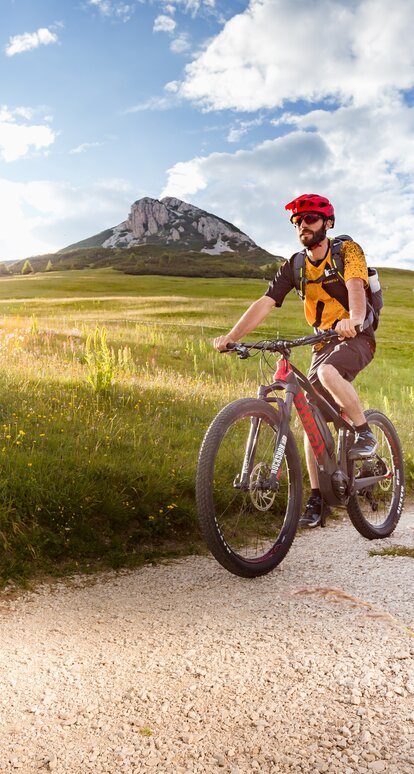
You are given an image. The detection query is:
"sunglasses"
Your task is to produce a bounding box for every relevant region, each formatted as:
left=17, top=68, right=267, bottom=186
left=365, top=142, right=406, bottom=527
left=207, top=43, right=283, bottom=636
left=291, top=213, right=322, bottom=227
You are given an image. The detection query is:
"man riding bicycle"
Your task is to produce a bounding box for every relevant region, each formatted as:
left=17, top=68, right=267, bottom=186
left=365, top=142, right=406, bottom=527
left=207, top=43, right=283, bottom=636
left=213, top=193, right=377, bottom=529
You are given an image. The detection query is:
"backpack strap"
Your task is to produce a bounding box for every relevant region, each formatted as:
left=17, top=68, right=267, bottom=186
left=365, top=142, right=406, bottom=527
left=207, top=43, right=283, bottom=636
left=292, top=235, right=350, bottom=299
left=329, top=236, right=347, bottom=279
left=297, top=250, right=306, bottom=300
left=359, top=309, right=374, bottom=331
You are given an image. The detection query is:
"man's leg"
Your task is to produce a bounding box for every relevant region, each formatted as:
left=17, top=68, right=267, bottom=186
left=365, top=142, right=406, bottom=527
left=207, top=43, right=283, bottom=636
left=299, top=335, right=376, bottom=528
left=317, top=363, right=365, bottom=425
left=304, top=434, right=319, bottom=488
left=317, top=362, right=377, bottom=458
left=299, top=350, right=338, bottom=528
left=300, top=434, right=333, bottom=528
left=299, top=433, right=327, bottom=528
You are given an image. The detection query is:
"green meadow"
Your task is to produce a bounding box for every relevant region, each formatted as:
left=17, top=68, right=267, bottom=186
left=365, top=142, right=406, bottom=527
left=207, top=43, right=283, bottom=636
left=0, top=267, right=412, bottom=583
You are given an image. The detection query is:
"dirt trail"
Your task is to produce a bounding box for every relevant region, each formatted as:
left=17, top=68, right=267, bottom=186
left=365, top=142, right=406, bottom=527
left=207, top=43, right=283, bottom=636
left=0, top=509, right=413, bottom=773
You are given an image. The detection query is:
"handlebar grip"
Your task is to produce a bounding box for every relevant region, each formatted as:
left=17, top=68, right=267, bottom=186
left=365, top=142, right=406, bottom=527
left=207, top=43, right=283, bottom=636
left=354, top=323, right=365, bottom=334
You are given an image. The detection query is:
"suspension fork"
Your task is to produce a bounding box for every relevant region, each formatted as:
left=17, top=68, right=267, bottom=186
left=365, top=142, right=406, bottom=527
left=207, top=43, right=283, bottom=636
left=236, top=415, right=263, bottom=489
left=234, top=387, right=294, bottom=492
left=258, top=383, right=295, bottom=491
left=266, top=390, right=294, bottom=489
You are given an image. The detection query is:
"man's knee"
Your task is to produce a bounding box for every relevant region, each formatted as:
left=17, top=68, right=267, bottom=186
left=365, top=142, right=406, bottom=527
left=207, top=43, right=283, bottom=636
left=316, top=363, right=340, bottom=389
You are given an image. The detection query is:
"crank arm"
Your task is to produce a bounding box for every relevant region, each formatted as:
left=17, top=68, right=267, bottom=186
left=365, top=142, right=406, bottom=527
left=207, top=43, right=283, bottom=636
left=353, top=473, right=392, bottom=491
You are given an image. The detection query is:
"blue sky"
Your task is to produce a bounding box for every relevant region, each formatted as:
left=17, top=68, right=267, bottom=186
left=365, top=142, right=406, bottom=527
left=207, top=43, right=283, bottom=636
left=1, top=0, right=414, bottom=270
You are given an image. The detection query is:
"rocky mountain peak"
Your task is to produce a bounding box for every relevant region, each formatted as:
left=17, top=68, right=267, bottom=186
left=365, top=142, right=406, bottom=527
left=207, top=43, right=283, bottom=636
left=100, top=196, right=259, bottom=254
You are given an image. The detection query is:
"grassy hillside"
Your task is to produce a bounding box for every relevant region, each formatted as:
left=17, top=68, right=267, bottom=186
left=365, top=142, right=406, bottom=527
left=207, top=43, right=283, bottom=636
left=8, top=244, right=281, bottom=280
left=0, top=266, right=411, bottom=583
left=58, top=228, right=116, bottom=252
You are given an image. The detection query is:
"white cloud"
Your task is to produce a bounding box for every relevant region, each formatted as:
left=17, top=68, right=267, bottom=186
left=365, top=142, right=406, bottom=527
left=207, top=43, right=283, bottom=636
left=178, top=0, right=414, bottom=111
left=157, top=0, right=414, bottom=270
left=87, top=0, right=133, bottom=21
left=88, top=0, right=111, bottom=13
left=160, top=0, right=215, bottom=15
left=153, top=14, right=177, bottom=32
left=164, top=80, right=180, bottom=93
left=170, top=32, right=191, bottom=53
left=125, top=95, right=175, bottom=112
left=161, top=95, right=414, bottom=269
left=227, top=117, right=264, bottom=143
left=69, top=141, right=105, bottom=154
left=13, top=107, right=35, bottom=120
left=5, top=27, right=59, bottom=57
left=0, top=178, right=135, bottom=261
left=0, top=108, right=56, bottom=162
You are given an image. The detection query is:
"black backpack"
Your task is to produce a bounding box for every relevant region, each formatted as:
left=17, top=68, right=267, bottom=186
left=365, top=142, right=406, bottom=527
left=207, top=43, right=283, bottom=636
left=291, top=235, right=383, bottom=330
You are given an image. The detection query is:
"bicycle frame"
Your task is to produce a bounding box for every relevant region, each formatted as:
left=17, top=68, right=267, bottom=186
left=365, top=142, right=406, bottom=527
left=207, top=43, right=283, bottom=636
left=259, top=359, right=355, bottom=506
left=231, top=336, right=393, bottom=508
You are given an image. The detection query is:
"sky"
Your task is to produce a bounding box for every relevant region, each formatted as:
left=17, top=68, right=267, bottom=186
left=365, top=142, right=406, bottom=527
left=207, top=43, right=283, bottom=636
left=1, top=0, right=414, bottom=270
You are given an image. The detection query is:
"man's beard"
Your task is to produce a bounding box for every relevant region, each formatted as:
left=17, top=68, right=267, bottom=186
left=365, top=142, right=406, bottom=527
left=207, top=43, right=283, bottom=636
left=299, top=223, right=327, bottom=248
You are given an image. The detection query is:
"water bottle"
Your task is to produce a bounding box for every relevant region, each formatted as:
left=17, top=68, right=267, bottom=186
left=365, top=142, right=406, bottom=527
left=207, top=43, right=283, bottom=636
left=368, top=268, right=380, bottom=294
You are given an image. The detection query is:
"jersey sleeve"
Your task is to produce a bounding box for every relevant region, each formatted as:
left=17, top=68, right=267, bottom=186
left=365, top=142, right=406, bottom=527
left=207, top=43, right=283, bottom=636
left=264, top=258, right=295, bottom=306
left=342, top=241, right=369, bottom=287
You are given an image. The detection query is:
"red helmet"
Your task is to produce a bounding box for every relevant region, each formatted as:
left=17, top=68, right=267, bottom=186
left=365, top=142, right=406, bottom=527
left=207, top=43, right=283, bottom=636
left=285, top=194, right=335, bottom=223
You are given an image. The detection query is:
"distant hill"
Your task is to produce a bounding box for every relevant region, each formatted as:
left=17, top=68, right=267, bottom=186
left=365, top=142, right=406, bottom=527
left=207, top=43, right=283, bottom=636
left=6, top=197, right=283, bottom=280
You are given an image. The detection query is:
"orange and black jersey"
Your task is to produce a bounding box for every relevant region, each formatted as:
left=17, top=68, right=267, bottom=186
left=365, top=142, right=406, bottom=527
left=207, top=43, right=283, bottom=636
left=265, top=240, right=374, bottom=335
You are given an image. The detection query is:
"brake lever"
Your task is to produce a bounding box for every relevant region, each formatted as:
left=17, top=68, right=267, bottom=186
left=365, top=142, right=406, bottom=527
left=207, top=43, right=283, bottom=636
left=225, top=343, right=250, bottom=359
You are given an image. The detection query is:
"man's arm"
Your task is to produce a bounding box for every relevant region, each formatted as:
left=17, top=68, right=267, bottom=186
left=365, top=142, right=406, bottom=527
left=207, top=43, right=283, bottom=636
left=335, top=278, right=366, bottom=338
left=213, top=296, right=276, bottom=351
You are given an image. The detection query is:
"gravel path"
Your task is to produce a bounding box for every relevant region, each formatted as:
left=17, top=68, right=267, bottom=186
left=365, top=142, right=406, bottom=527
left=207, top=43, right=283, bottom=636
left=0, top=508, right=413, bottom=774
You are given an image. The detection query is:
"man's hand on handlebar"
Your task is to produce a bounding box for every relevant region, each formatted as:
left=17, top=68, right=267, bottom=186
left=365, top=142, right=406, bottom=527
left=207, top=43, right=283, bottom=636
left=334, top=318, right=364, bottom=340
left=213, top=334, right=236, bottom=352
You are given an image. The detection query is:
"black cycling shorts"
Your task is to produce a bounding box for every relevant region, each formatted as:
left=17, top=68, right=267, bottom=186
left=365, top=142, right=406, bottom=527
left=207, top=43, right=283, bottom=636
left=307, top=334, right=375, bottom=418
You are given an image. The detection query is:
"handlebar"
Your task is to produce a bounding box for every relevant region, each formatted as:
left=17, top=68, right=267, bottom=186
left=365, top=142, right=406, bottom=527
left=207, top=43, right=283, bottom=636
left=225, top=328, right=342, bottom=358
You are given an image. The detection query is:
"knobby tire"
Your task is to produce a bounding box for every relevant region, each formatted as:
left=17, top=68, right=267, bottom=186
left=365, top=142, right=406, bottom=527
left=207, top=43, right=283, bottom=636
left=347, top=409, right=405, bottom=539
left=196, top=398, right=302, bottom=577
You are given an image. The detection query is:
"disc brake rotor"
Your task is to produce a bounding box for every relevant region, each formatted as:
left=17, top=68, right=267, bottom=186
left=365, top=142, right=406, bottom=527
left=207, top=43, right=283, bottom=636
left=376, top=456, right=392, bottom=491
left=249, top=463, right=276, bottom=511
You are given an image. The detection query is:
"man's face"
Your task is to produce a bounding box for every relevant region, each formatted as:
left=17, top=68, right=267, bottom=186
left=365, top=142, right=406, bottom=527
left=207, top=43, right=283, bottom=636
left=296, top=214, right=325, bottom=247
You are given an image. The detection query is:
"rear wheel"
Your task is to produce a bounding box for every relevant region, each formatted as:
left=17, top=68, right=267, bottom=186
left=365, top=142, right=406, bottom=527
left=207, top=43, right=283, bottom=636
left=346, top=410, right=405, bottom=539
left=196, top=398, right=302, bottom=577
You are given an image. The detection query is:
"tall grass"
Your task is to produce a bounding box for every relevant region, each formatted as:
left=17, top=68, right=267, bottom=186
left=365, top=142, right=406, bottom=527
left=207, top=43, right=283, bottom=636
left=84, top=326, right=115, bottom=392
left=0, top=268, right=412, bottom=583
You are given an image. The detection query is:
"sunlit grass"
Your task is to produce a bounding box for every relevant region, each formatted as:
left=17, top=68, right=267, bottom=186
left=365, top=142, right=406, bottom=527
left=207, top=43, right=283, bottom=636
left=369, top=546, right=414, bottom=559
left=0, top=267, right=412, bottom=582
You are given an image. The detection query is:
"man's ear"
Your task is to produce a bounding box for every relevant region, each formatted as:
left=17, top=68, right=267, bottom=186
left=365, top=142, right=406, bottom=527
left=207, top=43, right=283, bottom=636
left=326, top=218, right=334, bottom=230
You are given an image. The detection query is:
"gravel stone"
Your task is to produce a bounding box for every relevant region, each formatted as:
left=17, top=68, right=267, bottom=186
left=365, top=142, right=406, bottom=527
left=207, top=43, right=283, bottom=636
left=0, top=508, right=413, bottom=773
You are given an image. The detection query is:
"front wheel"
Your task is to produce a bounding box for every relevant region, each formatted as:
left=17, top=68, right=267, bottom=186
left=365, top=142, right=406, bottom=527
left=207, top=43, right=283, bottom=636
left=196, top=398, right=302, bottom=577
left=346, top=409, right=405, bottom=539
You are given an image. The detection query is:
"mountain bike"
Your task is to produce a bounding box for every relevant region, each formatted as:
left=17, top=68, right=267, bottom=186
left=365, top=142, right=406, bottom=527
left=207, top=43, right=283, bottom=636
left=196, top=330, right=405, bottom=577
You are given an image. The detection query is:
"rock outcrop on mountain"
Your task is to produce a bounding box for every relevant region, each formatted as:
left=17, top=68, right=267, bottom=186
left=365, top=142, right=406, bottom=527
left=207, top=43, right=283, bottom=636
left=62, top=197, right=261, bottom=254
